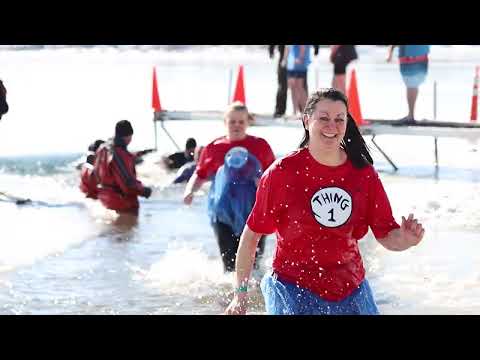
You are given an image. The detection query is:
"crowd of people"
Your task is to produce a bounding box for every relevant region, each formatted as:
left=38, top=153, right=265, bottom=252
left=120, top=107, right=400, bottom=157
left=269, top=44, right=430, bottom=123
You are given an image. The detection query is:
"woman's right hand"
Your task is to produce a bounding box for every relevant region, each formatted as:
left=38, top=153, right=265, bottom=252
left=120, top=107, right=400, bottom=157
left=224, top=293, right=248, bottom=315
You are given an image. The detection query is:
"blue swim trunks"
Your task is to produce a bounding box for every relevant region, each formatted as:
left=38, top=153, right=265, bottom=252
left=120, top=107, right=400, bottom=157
left=400, top=61, right=428, bottom=88
left=260, top=272, right=379, bottom=315
left=287, top=70, right=307, bottom=79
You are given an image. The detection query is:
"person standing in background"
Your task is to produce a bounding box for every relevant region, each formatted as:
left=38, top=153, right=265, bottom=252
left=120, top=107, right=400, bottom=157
left=387, top=45, right=431, bottom=123
left=269, top=45, right=319, bottom=119
left=282, top=45, right=312, bottom=117
left=330, top=45, right=358, bottom=94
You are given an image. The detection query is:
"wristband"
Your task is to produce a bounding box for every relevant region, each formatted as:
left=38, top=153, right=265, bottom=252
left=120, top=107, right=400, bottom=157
left=234, top=285, right=248, bottom=293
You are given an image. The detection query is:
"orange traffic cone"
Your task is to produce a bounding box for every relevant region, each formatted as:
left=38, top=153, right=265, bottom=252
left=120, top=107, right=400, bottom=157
left=470, top=66, right=479, bottom=122
left=152, top=66, right=162, bottom=112
left=347, top=68, right=368, bottom=126
left=232, top=65, right=246, bottom=105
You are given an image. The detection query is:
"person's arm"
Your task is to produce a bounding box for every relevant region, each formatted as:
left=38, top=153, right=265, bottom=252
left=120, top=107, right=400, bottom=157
left=183, top=172, right=207, bottom=205
left=173, top=163, right=195, bottom=184
left=268, top=45, right=275, bottom=59
left=377, top=213, right=424, bottom=251
left=281, top=46, right=289, bottom=67
left=330, top=45, right=340, bottom=63
left=224, top=226, right=263, bottom=315
left=386, top=45, right=396, bottom=63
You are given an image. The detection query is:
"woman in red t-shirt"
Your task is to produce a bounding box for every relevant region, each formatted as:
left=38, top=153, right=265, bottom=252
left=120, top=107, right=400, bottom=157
left=183, top=102, right=275, bottom=273
left=225, top=89, right=425, bottom=315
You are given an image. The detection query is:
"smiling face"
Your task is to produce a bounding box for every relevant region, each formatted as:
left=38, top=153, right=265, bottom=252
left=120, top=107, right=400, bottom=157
left=225, top=109, right=249, bottom=141
left=303, top=99, right=347, bottom=151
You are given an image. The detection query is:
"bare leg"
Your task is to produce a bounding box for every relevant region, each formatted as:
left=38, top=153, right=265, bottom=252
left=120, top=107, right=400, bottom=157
left=288, top=77, right=297, bottom=115
left=406, top=87, right=419, bottom=120
left=298, top=78, right=308, bottom=113
left=294, top=79, right=305, bottom=115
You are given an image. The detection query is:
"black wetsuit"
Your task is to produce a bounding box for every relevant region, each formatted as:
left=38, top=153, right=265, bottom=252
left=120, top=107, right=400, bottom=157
left=212, top=222, right=266, bottom=272
left=269, top=45, right=319, bottom=117
left=166, top=151, right=194, bottom=169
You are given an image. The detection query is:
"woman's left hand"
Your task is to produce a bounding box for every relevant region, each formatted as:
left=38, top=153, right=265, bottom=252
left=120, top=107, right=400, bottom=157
left=399, top=213, right=425, bottom=248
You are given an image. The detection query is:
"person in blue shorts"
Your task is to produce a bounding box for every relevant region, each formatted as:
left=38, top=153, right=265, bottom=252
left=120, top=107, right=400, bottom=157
left=282, top=45, right=312, bottom=117
left=269, top=45, right=319, bottom=118
left=387, top=45, right=431, bottom=123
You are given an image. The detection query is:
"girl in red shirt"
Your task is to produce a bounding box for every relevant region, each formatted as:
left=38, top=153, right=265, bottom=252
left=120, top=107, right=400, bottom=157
left=183, top=102, right=275, bottom=272
left=225, top=89, right=425, bottom=315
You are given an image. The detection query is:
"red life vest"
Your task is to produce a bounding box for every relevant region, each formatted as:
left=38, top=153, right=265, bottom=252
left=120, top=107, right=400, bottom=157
left=94, top=141, right=146, bottom=214
left=79, top=163, right=99, bottom=199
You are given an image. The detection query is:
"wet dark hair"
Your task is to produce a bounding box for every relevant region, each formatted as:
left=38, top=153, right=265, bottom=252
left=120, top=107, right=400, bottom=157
left=300, top=88, right=373, bottom=168
left=185, top=137, right=197, bottom=150
left=88, top=139, right=105, bottom=153
left=115, top=120, right=134, bottom=138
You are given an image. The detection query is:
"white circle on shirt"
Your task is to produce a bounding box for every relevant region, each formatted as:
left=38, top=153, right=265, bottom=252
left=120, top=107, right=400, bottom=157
left=310, top=187, right=352, bottom=227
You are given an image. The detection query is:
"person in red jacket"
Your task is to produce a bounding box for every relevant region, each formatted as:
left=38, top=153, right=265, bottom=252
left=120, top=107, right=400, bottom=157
left=79, top=139, right=105, bottom=199
left=94, top=120, right=152, bottom=216
left=183, top=102, right=276, bottom=272
left=225, top=89, right=425, bottom=315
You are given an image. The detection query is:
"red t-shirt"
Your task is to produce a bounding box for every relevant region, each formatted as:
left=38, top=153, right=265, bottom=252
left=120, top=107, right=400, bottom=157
left=196, top=135, right=275, bottom=180
left=247, top=147, right=400, bottom=301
